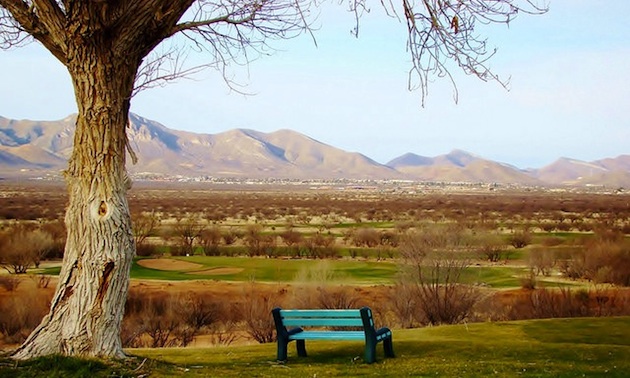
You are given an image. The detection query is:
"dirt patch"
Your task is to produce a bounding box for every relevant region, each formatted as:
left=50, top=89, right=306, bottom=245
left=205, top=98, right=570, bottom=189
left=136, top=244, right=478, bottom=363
left=137, top=258, right=203, bottom=271
left=188, top=267, right=244, bottom=276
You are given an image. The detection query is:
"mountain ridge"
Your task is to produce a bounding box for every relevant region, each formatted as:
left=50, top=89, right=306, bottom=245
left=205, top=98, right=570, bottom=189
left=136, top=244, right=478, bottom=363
left=0, top=113, right=628, bottom=187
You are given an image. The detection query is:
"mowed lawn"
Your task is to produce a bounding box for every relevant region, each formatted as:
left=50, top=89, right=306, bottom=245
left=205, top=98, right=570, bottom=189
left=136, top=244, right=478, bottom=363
left=129, top=316, right=630, bottom=377
left=3, top=317, right=628, bottom=377
left=128, top=255, right=573, bottom=289
left=131, top=256, right=400, bottom=284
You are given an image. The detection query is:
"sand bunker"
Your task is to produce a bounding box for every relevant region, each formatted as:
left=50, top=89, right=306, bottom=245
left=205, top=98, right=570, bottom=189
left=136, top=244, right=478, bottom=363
left=189, top=267, right=244, bottom=276
left=137, top=258, right=203, bottom=271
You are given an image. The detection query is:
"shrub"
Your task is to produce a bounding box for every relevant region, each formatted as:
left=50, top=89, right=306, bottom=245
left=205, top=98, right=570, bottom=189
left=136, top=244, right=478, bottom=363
left=509, top=229, right=532, bottom=249
left=0, top=290, right=51, bottom=344
left=199, top=226, right=223, bottom=256
left=0, top=225, right=54, bottom=274
left=240, top=289, right=277, bottom=344
left=0, top=275, right=21, bottom=291
left=122, top=290, right=222, bottom=348
left=172, top=215, right=204, bottom=256
left=528, top=247, right=556, bottom=276
left=397, top=225, right=481, bottom=326
left=475, top=232, right=507, bottom=262
left=315, top=286, right=362, bottom=310
left=559, top=237, right=630, bottom=286
left=389, top=282, right=419, bottom=328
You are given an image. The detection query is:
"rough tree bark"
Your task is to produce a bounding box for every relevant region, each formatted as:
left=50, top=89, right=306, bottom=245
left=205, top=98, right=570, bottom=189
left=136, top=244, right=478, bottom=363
left=12, top=50, right=138, bottom=360
left=8, top=1, right=192, bottom=359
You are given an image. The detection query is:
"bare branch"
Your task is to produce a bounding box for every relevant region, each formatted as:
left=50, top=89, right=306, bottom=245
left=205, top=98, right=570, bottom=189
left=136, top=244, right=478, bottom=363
left=0, top=1, right=36, bottom=49
left=399, top=0, right=548, bottom=105
left=0, top=0, right=67, bottom=61
left=132, top=0, right=318, bottom=95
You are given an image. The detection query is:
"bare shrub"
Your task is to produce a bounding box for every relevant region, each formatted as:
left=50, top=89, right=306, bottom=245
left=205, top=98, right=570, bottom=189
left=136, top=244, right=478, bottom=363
left=0, top=225, right=54, bottom=274
left=199, top=226, right=223, bottom=256
left=28, top=229, right=55, bottom=268
left=315, top=286, right=362, bottom=310
left=380, top=230, right=399, bottom=248
left=243, top=224, right=266, bottom=257
left=172, top=215, right=205, bottom=256
left=509, top=229, right=532, bottom=249
left=520, top=269, right=537, bottom=290
left=123, top=289, right=225, bottom=348
left=0, top=290, right=51, bottom=344
left=559, top=236, right=630, bottom=286
left=40, top=219, right=66, bottom=259
left=207, top=321, right=239, bottom=346
left=528, top=247, right=556, bottom=276
left=475, top=231, right=507, bottom=262
left=221, top=227, right=241, bottom=246
left=302, top=232, right=337, bottom=259
left=279, top=228, right=302, bottom=256
left=524, top=287, right=589, bottom=319
left=353, top=228, right=381, bottom=248
left=133, top=211, right=161, bottom=247
left=389, top=281, right=418, bottom=328
left=32, top=274, right=52, bottom=289
left=542, top=236, right=564, bottom=247
left=135, top=243, right=161, bottom=257
left=398, top=224, right=481, bottom=325
left=0, top=275, right=21, bottom=291
left=591, top=287, right=630, bottom=317
left=141, top=294, right=180, bottom=347
left=240, top=286, right=277, bottom=344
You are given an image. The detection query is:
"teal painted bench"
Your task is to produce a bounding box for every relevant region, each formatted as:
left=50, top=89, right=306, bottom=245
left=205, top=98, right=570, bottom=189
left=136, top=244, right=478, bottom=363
left=271, top=307, right=394, bottom=364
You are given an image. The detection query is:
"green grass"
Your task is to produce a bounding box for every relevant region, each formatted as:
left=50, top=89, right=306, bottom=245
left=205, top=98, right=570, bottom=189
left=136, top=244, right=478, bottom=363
left=132, top=316, right=630, bottom=377
left=132, top=256, right=399, bottom=284
left=0, top=355, right=136, bottom=378
left=45, top=256, right=575, bottom=289
left=3, top=317, right=627, bottom=377
left=131, top=256, right=528, bottom=287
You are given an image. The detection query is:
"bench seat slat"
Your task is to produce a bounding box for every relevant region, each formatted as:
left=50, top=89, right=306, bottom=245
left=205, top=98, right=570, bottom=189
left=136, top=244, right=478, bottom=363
left=281, top=318, right=364, bottom=327
left=288, top=331, right=366, bottom=341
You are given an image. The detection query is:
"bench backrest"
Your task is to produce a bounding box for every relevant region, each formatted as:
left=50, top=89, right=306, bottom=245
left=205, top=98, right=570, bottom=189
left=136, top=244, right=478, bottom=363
left=278, top=309, right=364, bottom=327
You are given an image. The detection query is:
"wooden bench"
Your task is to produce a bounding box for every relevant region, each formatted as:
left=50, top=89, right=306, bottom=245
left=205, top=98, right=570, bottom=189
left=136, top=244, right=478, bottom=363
left=271, top=307, right=394, bottom=364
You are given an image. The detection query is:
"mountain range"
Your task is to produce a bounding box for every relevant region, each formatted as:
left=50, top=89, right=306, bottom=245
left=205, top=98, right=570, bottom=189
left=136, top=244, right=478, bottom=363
left=1, top=113, right=629, bottom=187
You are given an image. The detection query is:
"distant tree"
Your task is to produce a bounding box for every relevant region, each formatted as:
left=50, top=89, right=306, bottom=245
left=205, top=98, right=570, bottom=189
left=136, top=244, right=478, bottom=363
left=476, top=231, right=507, bottom=262
left=1, top=0, right=546, bottom=360
left=509, top=229, right=533, bottom=249
left=0, top=226, right=54, bottom=274
left=199, top=226, right=223, bottom=256
left=173, top=215, right=205, bottom=256
left=353, top=228, right=381, bottom=248
left=132, top=211, right=161, bottom=247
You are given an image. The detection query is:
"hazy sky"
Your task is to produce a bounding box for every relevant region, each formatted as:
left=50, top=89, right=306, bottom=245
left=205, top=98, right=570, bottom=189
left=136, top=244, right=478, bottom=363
left=1, top=1, right=628, bottom=169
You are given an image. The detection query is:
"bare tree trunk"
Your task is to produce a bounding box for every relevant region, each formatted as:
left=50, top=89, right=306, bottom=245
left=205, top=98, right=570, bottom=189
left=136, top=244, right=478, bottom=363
left=12, top=52, right=137, bottom=359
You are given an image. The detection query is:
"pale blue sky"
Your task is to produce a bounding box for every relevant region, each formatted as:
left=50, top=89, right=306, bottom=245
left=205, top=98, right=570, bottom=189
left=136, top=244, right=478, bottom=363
left=1, top=1, right=628, bottom=169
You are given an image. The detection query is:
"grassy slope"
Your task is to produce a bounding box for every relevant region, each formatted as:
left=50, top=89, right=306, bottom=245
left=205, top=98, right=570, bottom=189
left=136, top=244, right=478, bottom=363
left=128, top=317, right=630, bottom=377
left=3, top=317, right=628, bottom=377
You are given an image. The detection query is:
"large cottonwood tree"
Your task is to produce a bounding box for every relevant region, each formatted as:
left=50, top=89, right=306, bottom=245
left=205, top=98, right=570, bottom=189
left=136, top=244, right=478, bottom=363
left=0, top=0, right=545, bottom=359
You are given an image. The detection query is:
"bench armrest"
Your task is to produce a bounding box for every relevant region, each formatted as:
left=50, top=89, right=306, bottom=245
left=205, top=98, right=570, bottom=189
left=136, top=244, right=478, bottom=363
left=287, top=327, right=304, bottom=337
left=375, top=327, right=391, bottom=337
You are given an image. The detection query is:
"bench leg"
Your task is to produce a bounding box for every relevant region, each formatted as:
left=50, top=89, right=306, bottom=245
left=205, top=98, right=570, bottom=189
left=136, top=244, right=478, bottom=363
left=296, top=339, right=307, bottom=357
left=364, top=341, right=376, bottom=364
left=383, top=336, right=394, bottom=358
left=277, top=339, right=289, bottom=362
